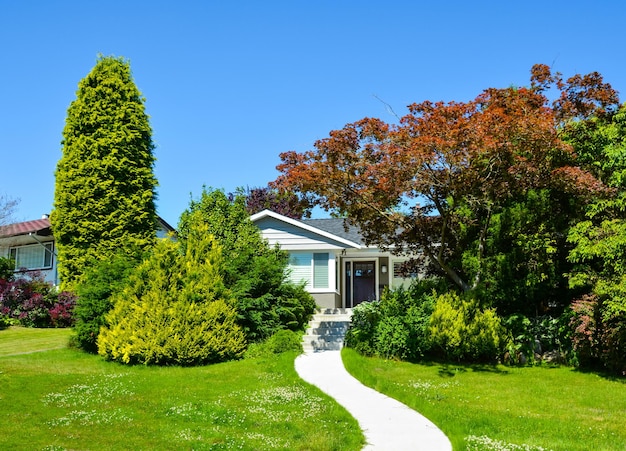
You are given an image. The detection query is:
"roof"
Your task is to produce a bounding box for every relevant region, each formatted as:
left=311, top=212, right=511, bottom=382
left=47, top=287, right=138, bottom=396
left=303, top=218, right=365, bottom=246
left=0, top=216, right=175, bottom=239
left=0, top=218, right=52, bottom=238
left=157, top=217, right=176, bottom=234
left=250, top=210, right=362, bottom=249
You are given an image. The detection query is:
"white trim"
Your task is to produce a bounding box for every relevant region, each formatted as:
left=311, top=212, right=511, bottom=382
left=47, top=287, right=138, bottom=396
left=9, top=242, right=54, bottom=271
left=251, top=210, right=361, bottom=249
left=287, top=251, right=337, bottom=293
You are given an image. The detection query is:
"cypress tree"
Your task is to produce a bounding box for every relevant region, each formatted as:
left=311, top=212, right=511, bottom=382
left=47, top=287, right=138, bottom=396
left=98, top=227, right=246, bottom=366
left=52, top=55, right=157, bottom=289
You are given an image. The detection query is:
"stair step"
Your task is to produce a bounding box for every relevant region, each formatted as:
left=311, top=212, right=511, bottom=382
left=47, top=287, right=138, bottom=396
left=307, top=321, right=350, bottom=328
left=311, top=316, right=351, bottom=323
left=303, top=334, right=345, bottom=342
left=316, top=308, right=353, bottom=315
left=302, top=337, right=345, bottom=351
left=306, top=325, right=348, bottom=335
left=302, top=310, right=353, bottom=352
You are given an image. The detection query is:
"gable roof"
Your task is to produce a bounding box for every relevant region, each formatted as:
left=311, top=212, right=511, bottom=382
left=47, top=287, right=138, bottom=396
left=302, top=218, right=365, bottom=246
left=0, top=216, right=175, bottom=239
left=0, top=218, right=52, bottom=238
left=250, top=210, right=362, bottom=249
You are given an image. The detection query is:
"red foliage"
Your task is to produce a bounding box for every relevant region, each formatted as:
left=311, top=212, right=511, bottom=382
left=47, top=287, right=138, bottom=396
left=274, top=65, right=619, bottom=292
left=0, top=272, right=76, bottom=328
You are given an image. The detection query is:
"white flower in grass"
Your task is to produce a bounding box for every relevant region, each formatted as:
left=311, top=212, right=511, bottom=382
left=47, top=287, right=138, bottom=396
left=466, top=435, right=552, bottom=451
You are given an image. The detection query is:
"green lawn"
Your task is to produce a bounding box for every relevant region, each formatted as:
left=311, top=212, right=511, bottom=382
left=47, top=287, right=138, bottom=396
left=0, top=326, right=73, bottom=356
left=342, top=348, right=626, bottom=451
left=0, top=327, right=363, bottom=450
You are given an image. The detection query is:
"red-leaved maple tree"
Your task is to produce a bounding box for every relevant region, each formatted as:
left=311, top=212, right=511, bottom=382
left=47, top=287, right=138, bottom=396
left=273, top=65, right=618, bottom=293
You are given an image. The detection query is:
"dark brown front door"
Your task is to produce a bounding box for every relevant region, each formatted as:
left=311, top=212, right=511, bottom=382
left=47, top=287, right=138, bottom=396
left=345, top=261, right=376, bottom=307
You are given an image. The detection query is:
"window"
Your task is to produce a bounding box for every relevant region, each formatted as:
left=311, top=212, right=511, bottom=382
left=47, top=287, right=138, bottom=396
left=288, top=252, right=330, bottom=289
left=393, top=261, right=406, bottom=278
left=9, top=243, right=54, bottom=270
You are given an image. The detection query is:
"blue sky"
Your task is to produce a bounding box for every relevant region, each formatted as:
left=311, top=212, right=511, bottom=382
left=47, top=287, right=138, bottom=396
left=2, top=1, right=625, bottom=227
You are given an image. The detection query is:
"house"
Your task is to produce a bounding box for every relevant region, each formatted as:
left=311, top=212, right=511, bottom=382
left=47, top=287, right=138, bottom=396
left=250, top=210, right=417, bottom=309
left=0, top=215, right=175, bottom=286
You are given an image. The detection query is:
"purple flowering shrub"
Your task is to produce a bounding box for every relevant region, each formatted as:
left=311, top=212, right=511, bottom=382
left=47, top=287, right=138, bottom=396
left=49, top=291, right=77, bottom=327
left=0, top=271, right=76, bottom=328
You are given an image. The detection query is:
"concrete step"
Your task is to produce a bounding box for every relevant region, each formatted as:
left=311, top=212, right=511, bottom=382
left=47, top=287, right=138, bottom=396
left=316, top=308, right=353, bottom=315
left=302, top=337, right=345, bottom=351
left=311, top=314, right=352, bottom=323
left=302, top=309, right=353, bottom=352
left=306, top=328, right=349, bottom=337
left=302, top=334, right=345, bottom=342
left=307, top=320, right=351, bottom=328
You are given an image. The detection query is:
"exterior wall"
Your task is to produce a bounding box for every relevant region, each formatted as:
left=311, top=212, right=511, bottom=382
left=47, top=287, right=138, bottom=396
left=379, top=256, right=390, bottom=291
left=255, top=217, right=350, bottom=251
left=311, top=292, right=341, bottom=309
left=253, top=212, right=420, bottom=308
left=389, top=256, right=422, bottom=290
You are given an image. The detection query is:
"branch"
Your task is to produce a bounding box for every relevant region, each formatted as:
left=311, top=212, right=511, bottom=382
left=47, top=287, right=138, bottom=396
left=373, top=95, right=401, bottom=121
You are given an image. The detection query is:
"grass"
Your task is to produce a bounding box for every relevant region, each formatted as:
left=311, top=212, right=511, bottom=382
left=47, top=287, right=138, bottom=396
left=0, top=327, right=364, bottom=451
left=342, top=348, right=626, bottom=451
left=0, top=326, right=72, bottom=356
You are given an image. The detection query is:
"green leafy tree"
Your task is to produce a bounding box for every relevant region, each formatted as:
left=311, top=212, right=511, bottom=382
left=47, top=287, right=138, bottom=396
left=51, top=55, right=158, bottom=289
left=565, top=105, right=626, bottom=373
left=274, top=65, right=617, bottom=298
left=98, top=226, right=246, bottom=365
left=178, top=188, right=315, bottom=341
left=469, top=189, right=576, bottom=317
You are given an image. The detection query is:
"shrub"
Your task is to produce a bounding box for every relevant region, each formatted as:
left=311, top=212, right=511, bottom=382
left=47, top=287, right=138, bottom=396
left=569, top=294, right=626, bottom=374
left=98, top=229, right=246, bottom=366
left=18, top=293, right=51, bottom=327
left=0, top=271, right=76, bottom=328
left=234, top=278, right=316, bottom=342
left=345, top=281, right=438, bottom=360
left=374, top=315, right=411, bottom=360
left=49, top=291, right=77, bottom=327
left=504, top=313, right=571, bottom=364
left=72, top=253, right=138, bottom=353
left=245, top=329, right=303, bottom=358
left=344, top=300, right=380, bottom=356
left=0, top=256, right=14, bottom=281
left=0, top=313, right=12, bottom=329
left=429, top=292, right=509, bottom=363
left=178, top=189, right=315, bottom=342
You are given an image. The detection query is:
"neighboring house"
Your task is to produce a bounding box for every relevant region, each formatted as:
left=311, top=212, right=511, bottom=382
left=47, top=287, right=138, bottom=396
left=251, top=210, right=418, bottom=309
left=0, top=215, right=175, bottom=286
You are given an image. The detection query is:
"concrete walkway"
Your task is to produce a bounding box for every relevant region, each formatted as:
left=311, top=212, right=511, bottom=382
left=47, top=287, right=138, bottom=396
left=295, top=350, right=452, bottom=451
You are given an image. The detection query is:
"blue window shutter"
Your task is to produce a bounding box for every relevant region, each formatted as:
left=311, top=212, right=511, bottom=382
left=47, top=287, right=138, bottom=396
left=313, top=253, right=329, bottom=288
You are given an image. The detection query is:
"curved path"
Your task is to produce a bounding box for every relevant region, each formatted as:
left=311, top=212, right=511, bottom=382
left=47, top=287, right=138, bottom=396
left=295, top=350, right=452, bottom=451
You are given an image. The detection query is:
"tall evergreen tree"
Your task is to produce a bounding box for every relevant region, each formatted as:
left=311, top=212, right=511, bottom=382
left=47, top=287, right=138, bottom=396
left=52, top=55, right=157, bottom=289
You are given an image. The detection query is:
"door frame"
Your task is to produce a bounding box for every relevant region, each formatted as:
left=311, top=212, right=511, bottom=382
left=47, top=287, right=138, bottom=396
left=342, top=257, right=379, bottom=308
